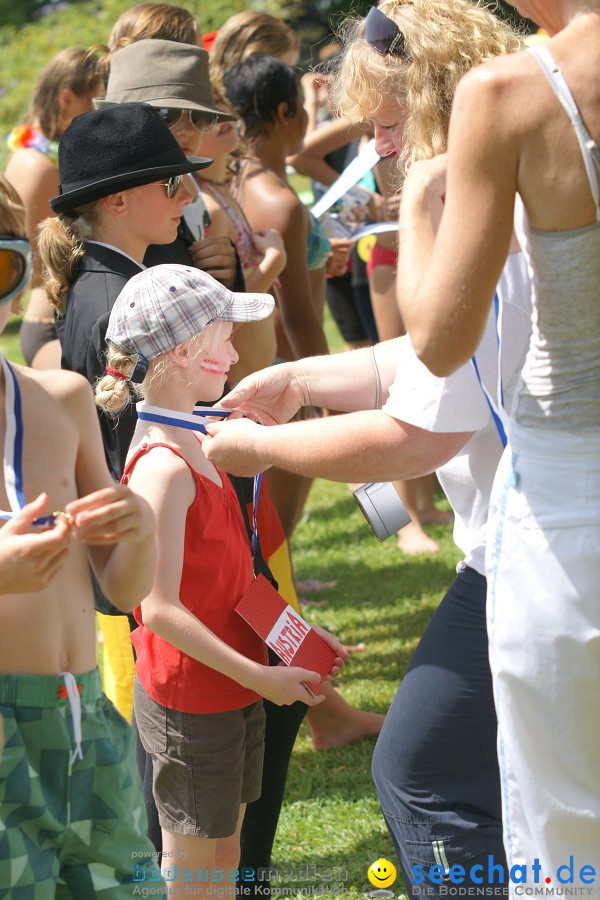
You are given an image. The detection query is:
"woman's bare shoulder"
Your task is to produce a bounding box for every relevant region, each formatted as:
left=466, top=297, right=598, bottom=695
left=238, top=168, right=303, bottom=231
left=453, top=49, right=549, bottom=139
left=5, top=148, right=58, bottom=193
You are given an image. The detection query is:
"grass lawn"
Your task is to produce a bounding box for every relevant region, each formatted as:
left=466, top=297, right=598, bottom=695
left=256, top=310, right=459, bottom=896
left=270, top=476, right=457, bottom=896
left=0, top=310, right=459, bottom=897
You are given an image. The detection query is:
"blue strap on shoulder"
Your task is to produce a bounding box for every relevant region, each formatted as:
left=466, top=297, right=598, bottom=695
left=470, top=293, right=507, bottom=448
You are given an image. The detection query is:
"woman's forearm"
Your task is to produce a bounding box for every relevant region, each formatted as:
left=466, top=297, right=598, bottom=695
left=290, top=337, right=402, bottom=411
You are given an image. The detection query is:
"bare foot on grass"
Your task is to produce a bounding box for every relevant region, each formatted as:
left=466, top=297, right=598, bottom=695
left=397, top=520, right=439, bottom=555
left=307, top=683, right=385, bottom=750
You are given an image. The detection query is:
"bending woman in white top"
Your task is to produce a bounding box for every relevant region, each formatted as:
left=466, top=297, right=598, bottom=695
left=202, top=2, right=531, bottom=893
left=397, top=0, right=600, bottom=889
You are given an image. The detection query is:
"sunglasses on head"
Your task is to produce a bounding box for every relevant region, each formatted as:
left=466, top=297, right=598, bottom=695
left=157, top=175, right=185, bottom=199
left=0, top=237, right=32, bottom=307
left=155, top=107, right=221, bottom=133
left=365, top=5, right=407, bottom=57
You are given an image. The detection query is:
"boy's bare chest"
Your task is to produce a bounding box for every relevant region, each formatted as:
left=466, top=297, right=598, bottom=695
left=0, top=388, right=79, bottom=513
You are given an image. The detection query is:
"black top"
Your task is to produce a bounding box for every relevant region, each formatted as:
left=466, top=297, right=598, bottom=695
left=55, top=241, right=143, bottom=482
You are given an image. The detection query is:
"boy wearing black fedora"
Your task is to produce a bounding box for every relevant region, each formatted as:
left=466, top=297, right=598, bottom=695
left=43, top=101, right=211, bottom=482
left=94, top=38, right=242, bottom=289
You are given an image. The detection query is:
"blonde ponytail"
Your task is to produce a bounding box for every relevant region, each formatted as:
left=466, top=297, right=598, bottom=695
left=38, top=204, right=97, bottom=314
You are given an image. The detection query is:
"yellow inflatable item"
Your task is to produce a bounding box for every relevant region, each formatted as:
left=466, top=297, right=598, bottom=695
left=357, top=233, right=377, bottom=263
left=97, top=612, right=135, bottom=722
left=267, top=539, right=301, bottom=614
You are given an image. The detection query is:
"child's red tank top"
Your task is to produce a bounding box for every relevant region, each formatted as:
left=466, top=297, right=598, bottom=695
left=122, top=441, right=267, bottom=713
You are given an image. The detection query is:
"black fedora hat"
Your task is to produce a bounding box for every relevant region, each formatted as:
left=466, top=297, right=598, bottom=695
left=50, top=103, right=212, bottom=214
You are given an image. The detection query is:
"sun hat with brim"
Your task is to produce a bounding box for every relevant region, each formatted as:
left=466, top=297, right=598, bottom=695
left=93, top=39, right=236, bottom=122
left=50, top=103, right=212, bottom=214
left=106, top=263, right=275, bottom=383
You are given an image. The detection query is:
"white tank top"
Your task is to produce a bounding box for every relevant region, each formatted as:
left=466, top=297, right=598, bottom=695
left=512, top=45, right=600, bottom=431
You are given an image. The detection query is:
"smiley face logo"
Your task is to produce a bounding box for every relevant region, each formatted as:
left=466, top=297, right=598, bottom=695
left=368, top=858, right=397, bottom=889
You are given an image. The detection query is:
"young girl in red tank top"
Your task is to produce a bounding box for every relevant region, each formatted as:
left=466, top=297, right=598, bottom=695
left=94, top=263, right=346, bottom=896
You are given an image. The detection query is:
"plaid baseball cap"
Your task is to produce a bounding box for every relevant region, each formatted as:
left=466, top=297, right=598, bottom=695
left=106, top=264, right=274, bottom=382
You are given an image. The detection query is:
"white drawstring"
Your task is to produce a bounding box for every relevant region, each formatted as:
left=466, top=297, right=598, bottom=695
left=59, top=672, right=84, bottom=763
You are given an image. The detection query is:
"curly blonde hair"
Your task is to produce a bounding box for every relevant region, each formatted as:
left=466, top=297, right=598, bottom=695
left=210, top=11, right=299, bottom=97
left=330, top=0, right=522, bottom=172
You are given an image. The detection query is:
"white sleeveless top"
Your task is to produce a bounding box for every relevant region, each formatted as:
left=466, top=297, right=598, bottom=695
left=511, top=46, right=600, bottom=431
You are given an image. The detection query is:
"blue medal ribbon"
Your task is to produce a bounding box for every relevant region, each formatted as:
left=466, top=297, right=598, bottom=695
left=136, top=402, right=263, bottom=559
left=470, top=292, right=507, bottom=449
left=136, top=402, right=230, bottom=435
left=0, top=354, right=58, bottom=526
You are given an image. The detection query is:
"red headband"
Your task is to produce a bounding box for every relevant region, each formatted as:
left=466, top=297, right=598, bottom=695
left=105, top=366, right=129, bottom=381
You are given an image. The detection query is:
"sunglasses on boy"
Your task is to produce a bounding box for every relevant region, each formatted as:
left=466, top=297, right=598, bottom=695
left=0, top=237, right=32, bottom=307
left=157, top=175, right=185, bottom=200
left=155, top=107, right=221, bottom=133
left=365, top=5, right=407, bottom=57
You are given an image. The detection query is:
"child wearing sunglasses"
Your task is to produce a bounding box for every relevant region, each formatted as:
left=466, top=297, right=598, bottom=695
left=94, top=264, right=347, bottom=895
left=0, top=175, right=163, bottom=893
left=98, top=38, right=241, bottom=292
left=38, top=101, right=211, bottom=483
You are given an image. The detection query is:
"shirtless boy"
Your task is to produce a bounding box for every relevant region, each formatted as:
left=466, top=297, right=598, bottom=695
left=0, top=174, right=162, bottom=896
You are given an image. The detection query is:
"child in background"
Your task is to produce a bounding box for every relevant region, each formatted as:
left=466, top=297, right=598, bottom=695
left=95, top=264, right=346, bottom=894
left=224, top=54, right=330, bottom=543
left=5, top=47, right=104, bottom=371
left=107, top=0, right=200, bottom=53
left=193, top=99, right=287, bottom=382
left=0, top=175, right=162, bottom=893
left=209, top=10, right=300, bottom=97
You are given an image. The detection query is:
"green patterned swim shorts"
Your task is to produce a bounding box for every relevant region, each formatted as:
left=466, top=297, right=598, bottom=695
left=0, top=669, right=164, bottom=898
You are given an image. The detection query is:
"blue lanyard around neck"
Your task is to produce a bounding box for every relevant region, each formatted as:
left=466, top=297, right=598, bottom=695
left=136, top=402, right=263, bottom=558
left=136, top=402, right=230, bottom=434
left=0, top=354, right=57, bottom=527
left=470, top=293, right=507, bottom=449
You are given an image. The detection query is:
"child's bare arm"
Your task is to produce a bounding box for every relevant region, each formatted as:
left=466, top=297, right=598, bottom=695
left=129, top=452, right=346, bottom=706
left=56, top=372, right=156, bottom=611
